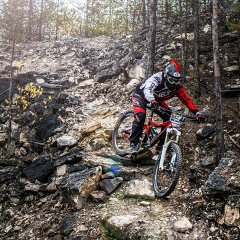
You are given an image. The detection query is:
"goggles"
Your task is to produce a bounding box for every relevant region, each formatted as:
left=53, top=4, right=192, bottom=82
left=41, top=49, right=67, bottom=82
left=167, top=76, right=181, bottom=84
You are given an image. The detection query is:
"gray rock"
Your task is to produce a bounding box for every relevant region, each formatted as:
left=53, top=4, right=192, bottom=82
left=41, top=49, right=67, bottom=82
left=205, top=158, right=240, bottom=193
left=22, top=156, right=53, bottom=182
left=100, top=197, right=166, bottom=240
left=196, top=124, right=215, bottom=140
left=100, top=177, right=123, bottom=194
left=0, top=166, right=21, bottom=183
left=124, top=179, right=155, bottom=200
left=57, top=135, right=78, bottom=149
left=173, top=216, right=193, bottom=233
left=59, top=215, right=76, bottom=236
left=58, top=166, right=102, bottom=209
left=89, top=190, right=107, bottom=202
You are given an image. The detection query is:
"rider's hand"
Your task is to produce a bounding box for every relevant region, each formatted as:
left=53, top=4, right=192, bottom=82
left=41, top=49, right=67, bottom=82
left=196, top=112, right=206, bottom=124
left=151, top=100, right=159, bottom=109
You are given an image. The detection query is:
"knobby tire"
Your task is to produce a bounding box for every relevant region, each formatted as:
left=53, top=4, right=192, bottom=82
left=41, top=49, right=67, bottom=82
left=152, top=142, right=182, bottom=198
left=112, top=110, right=134, bottom=156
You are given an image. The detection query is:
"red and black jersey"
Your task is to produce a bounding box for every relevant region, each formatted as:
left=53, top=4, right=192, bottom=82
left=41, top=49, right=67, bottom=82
left=134, top=72, right=199, bottom=115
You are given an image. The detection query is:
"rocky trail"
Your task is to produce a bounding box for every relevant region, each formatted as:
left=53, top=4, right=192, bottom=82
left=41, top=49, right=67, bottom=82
left=0, top=16, right=240, bottom=240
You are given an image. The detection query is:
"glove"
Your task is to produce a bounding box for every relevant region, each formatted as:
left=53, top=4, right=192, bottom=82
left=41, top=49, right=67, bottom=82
left=150, top=100, right=159, bottom=109
left=196, top=112, right=206, bottom=124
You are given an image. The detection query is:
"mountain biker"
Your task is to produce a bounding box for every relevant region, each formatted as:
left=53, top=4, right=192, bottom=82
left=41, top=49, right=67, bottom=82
left=128, top=59, right=206, bottom=154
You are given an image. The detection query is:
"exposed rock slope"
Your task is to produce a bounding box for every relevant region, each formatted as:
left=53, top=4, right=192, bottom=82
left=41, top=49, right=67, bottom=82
left=0, top=16, right=240, bottom=240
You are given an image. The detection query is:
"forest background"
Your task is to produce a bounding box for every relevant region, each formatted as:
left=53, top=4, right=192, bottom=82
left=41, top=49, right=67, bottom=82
left=0, top=0, right=240, bottom=161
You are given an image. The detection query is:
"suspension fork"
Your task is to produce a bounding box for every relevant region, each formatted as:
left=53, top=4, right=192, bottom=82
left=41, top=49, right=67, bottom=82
left=164, top=127, right=181, bottom=144
left=159, top=128, right=181, bottom=170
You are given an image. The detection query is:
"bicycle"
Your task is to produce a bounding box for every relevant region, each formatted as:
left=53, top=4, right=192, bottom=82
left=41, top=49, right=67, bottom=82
left=112, top=105, right=207, bottom=198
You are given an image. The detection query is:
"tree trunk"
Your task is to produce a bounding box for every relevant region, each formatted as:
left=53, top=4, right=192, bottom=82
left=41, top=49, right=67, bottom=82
left=85, top=0, right=90, bottom=37
left=147, top=0, right=157, bottom=77
left=212, top=0, right=224, bottom=162
left=194, top=0, right=200, bottom=98
left=142, top=0, right=146, bottom=29
left=28, top=0, right=33, bottom=41
left=8, top=9, right=16, bottom=144
left=165, top=0, right=169, bottom=20
left=55, top=0, right=60, bottom=40
left=178, top=0, right=184, bottom=75
left=183, top=0, right=189, bottom=82
left=39, top=0, right=43, bottom=41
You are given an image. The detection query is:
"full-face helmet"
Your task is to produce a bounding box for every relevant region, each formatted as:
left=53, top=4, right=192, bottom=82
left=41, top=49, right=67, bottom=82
left=165, top=60, right=183, bottom=89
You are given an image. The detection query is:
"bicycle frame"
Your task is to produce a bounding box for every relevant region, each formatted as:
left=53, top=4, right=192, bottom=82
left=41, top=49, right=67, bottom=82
left=143, top=110, right=184, bottom=171
left=145, top=119, right=170, bottom=145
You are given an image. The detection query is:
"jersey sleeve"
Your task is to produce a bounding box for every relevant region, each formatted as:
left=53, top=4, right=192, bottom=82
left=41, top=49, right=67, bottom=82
left=177, top=87, right=199, bottom=115
left=159, top=101, right=170, bottom=109
left=143, top=78, right=158, bottom=102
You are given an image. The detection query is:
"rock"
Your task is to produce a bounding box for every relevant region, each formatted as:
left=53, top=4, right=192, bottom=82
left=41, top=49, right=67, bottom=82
left=57, top=166, right=102, bottom=210
left=100, top=197, right=166, bottom=239
left=196, top=124, right=215, bottom=140
left=0, top=131, right=7, bottom=145
left=7, top=141, right=16, bottom=157
left=57, top=135, right=78, bottom=149
left=124, top=179, right=155, bottom=200
left=36, top=114, right=61, bottom=140
left=128, top=64, right=146, bottom=80
left=89, top=190, right=107, bottom=202
left=223, top=65, right=239, bottom=72
left=106, top=215, right=138, bottom=237
left=173, top=216, right=193, bottom=233
left=59, top=215, right=76, bottom=236
left=0, top=166, right=21, bottom=183
left=82, top=122, right=102, bottom=136
left=25, top=183, right=40, bottom=192
left=85, top=139, right=106, bottom=151
left=95, top=67, right=121, bottom=83
left=118, top=166, right=145, bottom=180
left=202, top=154, right=217, bottom=166
left=205, top=158, right=240, bottom=193
left=99, top=177, right=123, bottom=194
left=101, top=171, right=115, bottom=179
left=22, top=156, right=54, bottom=182
left=219, top=195, right=240, bottom=226
left=78, top=79, right=95, bottom=89
left=52, top=146, right=84, bottom=167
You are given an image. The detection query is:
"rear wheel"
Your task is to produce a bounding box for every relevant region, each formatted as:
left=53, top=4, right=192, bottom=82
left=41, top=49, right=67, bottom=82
left=152, top=142, right=182, bottom=197
left=112, top=110, right=134, bottom=156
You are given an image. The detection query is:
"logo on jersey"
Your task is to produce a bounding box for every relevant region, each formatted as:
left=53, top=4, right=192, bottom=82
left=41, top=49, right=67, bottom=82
left=155, top=89, right=172, bottom=98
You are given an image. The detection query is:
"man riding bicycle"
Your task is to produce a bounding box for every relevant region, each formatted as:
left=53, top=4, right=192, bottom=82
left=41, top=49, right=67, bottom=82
left=128, top=60, right=205, bottom=154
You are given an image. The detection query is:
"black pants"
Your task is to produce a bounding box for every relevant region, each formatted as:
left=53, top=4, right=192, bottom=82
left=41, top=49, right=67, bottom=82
left=129, top=92, right=171, bottom=145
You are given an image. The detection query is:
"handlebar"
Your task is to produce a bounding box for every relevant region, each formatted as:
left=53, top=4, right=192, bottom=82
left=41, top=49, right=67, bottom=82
left=146, top=103, right=199, bottom=122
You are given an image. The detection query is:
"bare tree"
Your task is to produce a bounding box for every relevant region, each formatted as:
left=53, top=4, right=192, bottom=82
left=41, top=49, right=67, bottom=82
left=39, top=0, right=44, bottom=40
left=55, top=0, right=60, bottom=40
left=194, top=0, right=200, bottom=98
left=142, top=0, right=146, bottom=29
left=212, top=0, right=224, bottom=162
left=147, top=0, right=157, bottom=77
left=165, top=0, right=169, bottom=20
left=8, top=1, right=17, bottom=145
left=182, top=0, right=189, bottom=81
left=28, top=0, right=33, bottom=41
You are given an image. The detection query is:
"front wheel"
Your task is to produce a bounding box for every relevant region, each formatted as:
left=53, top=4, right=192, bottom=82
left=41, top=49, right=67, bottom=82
left=152, top=142, right=182, bottom=198
left=112, top=110, right=134, bottom=156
